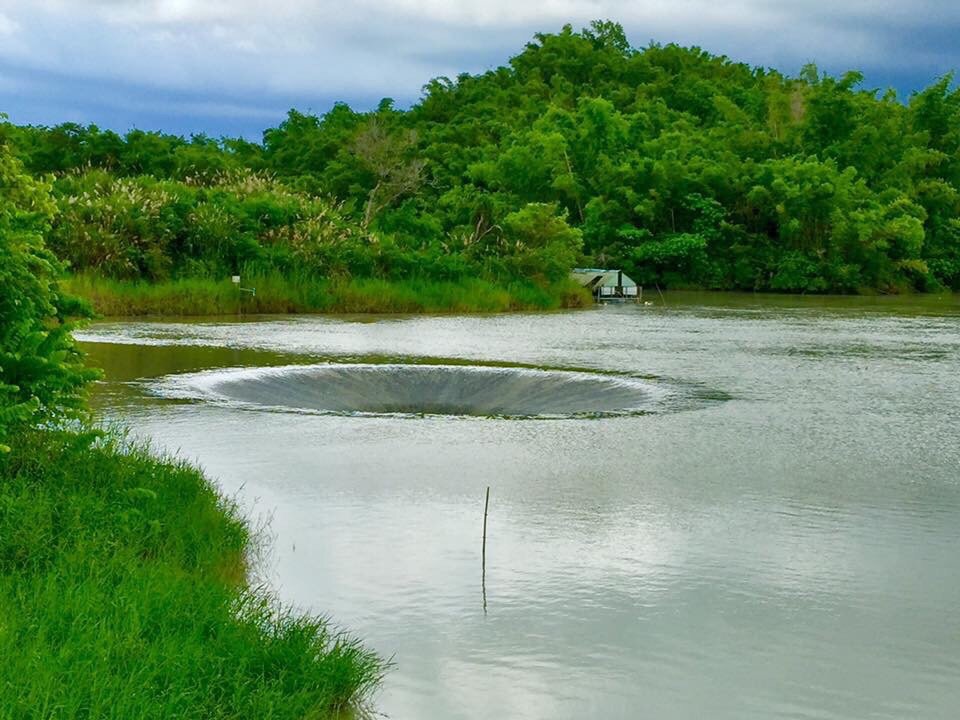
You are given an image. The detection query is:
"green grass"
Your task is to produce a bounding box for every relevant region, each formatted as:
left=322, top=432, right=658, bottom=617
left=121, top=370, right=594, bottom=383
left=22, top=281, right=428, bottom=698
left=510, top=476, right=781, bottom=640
left=63, top=273, right=591, bottom=316
left=0, top=431, right=384, bottom=719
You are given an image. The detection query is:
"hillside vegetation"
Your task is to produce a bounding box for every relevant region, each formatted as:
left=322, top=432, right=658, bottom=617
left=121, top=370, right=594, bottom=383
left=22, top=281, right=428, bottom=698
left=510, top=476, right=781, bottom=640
left=3, top=21, right=960, bottom=298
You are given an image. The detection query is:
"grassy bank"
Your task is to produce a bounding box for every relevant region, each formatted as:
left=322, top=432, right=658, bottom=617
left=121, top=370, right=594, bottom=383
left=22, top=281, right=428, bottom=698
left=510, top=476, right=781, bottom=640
left=0, top=431, right=384, bottom=719
left=64, top=274, right=592, bottom=316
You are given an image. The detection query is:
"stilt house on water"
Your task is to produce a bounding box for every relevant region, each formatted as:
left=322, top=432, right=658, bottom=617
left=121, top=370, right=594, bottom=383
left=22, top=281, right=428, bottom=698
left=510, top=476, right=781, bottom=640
left=571, top=268, right=639, bottom=302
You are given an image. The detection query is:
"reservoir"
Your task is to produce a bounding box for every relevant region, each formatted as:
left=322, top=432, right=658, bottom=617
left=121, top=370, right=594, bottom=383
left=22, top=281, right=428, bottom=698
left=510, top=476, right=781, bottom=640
left=78, top=294, right=960, bottom=720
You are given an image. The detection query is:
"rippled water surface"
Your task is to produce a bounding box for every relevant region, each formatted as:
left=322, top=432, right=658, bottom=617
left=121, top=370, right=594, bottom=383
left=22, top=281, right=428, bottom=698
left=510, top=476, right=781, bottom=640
left=79, top=293, right=960, bottom=720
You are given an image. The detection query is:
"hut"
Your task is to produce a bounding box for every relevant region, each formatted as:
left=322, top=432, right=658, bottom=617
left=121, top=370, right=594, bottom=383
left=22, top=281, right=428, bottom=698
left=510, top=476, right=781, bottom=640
left=571, top=268, right=639, bottom=302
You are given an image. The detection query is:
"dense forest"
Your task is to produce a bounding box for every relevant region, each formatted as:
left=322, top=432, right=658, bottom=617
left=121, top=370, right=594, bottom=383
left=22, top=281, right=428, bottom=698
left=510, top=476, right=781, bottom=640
left=3, top=21, right=960, bottom=297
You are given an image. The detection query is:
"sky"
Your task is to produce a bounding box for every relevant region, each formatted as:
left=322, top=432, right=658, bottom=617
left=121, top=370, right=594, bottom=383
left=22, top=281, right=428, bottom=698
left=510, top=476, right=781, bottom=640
left=0, top=0, right=958, bottom=140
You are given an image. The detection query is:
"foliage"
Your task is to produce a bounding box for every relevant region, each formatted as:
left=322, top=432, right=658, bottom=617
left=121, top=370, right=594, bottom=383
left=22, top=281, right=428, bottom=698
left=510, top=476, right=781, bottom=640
left=352, top=117, right=426, bottom=228
left=5, top=22, right=960, bottom=294
left=46, top=169, right=366, bottom=281
left=0, top=141, right=97, bottom=451
left=63, top=273, right=589, bottom=316
left=497, top=203, right=583, bottom=281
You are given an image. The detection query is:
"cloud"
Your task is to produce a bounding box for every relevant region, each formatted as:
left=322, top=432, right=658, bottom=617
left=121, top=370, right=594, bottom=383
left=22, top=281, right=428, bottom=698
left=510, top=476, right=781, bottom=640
left=0, top=0, right=958, bottom=136
left=0, top=10, right=19, bottom=35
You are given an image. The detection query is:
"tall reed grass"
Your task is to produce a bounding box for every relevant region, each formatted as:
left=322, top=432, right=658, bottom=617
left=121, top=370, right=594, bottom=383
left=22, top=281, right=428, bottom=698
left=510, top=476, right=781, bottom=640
left=64, top=273, right=591, bottom=316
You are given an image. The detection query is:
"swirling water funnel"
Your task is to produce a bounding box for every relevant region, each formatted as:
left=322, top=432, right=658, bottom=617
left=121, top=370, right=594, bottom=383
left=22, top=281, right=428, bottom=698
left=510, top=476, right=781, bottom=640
left=152, top=363, right=680, bottom=418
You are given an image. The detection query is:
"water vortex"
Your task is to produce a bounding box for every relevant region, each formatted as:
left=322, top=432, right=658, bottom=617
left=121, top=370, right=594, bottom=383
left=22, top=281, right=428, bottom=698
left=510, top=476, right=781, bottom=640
left=152, top=363, right=681, bottom=418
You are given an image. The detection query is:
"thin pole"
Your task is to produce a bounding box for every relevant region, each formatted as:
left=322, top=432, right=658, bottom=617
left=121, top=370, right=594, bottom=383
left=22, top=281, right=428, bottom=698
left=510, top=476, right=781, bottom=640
left=482, top=486, right=490, bottom=612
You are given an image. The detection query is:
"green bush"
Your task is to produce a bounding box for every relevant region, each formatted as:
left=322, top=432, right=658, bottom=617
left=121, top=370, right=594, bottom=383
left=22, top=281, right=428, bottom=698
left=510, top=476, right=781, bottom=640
left=0, top=144, right=97, bottom=451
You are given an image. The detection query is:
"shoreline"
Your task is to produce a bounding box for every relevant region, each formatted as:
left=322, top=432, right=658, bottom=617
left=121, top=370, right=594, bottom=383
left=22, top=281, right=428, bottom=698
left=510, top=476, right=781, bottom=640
left=64, top=275, right=592, bottom=317
left=0, top=431, right=385, bottom=717
left=67, top=275, right=960, bottom=320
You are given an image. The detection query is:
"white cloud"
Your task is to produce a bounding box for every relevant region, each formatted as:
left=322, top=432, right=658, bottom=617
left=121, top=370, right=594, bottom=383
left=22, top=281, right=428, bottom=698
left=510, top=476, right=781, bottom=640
left=0, top=10, right=20, bottom=35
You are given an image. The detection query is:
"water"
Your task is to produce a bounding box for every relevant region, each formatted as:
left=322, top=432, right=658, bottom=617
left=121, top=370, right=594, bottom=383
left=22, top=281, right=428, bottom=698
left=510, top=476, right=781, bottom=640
left=151, top=363, right=678, bottom=418
left=78, top=293, right=960, bottom=720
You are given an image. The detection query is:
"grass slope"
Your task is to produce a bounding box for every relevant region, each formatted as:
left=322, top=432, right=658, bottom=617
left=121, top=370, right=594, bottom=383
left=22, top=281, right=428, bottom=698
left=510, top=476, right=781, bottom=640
left=64, top=274, right=591, bottom=316
left=0, top=431, right=383, bottom=719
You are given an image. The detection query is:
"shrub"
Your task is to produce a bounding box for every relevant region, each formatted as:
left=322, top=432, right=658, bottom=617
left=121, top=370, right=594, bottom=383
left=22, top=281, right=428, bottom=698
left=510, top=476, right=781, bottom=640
left=0, top=143, right=97, bottom=451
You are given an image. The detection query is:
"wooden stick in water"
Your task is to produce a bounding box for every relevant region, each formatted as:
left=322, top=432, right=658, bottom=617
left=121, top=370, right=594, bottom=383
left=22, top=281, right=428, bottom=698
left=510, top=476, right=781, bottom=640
left=655, top=282, right=667, bottom=306
left=482, top=486, right=490, bottom=611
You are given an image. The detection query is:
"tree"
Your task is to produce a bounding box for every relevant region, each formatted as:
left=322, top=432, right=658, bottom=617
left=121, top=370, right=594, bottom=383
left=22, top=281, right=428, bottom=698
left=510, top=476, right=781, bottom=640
left=582, top=20, right=632, bottom=55
left=499, top=203, right=583, bottom=280
left=351, top=118, right=426, bottom=229
left=0, top=137, right=97, bottom=451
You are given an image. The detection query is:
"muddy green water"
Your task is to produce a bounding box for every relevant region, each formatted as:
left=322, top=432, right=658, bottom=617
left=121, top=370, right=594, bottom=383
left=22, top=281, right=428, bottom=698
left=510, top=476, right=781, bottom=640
left=78, top=293, right=960, bottom=720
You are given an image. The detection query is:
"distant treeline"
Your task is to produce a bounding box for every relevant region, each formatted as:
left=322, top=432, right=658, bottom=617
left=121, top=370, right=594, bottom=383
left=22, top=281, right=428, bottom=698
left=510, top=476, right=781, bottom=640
left=3, top=20, right=960, bottom=293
